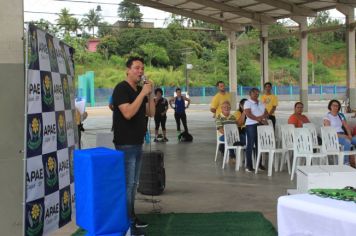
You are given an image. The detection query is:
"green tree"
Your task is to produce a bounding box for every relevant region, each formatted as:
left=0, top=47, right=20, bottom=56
left=70, top=18, right=82, bottom=36
left=57, top=8, right=75, bottom=35
left=139, top=43, right=169, bottom=66
left=97, top=21, right=113, bottom=37
left=268, top=23, right=296, bottom=58
left=117, top=0, right=143, bottom=25
left=310, top=11, right=342, bottom=44
left=31, top=19, right=59, bottom=36
left=97, top=35, right=120, bottom=58
left=82, top=9, right=102, bottom=37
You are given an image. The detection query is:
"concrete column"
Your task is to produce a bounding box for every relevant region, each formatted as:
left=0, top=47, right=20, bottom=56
left=0, top=0, right=25, bottom=235
left=228, top=31, right=237, bottom=110
left=292, top=17, right=308, bottom=111
left=337, top=5, right=355, bottom=109
left=260, top=25, right=269, bottom=88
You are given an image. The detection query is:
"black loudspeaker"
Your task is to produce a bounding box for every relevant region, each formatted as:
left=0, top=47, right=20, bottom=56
left=138, top=151, right=165, bottom=195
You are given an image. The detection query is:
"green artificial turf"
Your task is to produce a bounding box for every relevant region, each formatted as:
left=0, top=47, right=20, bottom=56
left=72, top=211, right=277, bottom=236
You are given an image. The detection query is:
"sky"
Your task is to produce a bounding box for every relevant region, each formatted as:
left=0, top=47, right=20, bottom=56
left=24, top=0, right=171, bottom=28
left=24, top=0, right=349, bottom=28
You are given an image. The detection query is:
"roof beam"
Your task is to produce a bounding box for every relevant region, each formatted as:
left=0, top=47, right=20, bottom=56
left=339, top=0, right=356, bottom=6
left=188, top=0, right=275, bottom=24
left=129, top=0, right=242, bottom=30
left=254, top=0, right=316, bottom=17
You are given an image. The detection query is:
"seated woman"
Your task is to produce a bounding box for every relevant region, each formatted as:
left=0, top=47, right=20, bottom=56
left=323, top=99, right=356, bottom=165
left=216, top=101, right=237, bottom=159
left=234, top=98, right=247, bottom=146
left=288, top=102, right=310, bottom=128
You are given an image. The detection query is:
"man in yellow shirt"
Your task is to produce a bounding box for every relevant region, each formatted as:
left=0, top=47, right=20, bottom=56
left=210, top=81, right=231, bottom=118
left=261, top=82, right=278, bottom=128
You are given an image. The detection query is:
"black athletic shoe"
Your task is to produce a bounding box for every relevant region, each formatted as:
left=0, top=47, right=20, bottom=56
left=163, top=137, right=168, bottom=142
left=258, top=165, right=266, bottom=171
left=153, top=138, right=158, bottom=142
left=135, top=218, right=148, bottom=228
left=131, top=225, right=145, bottom=236
left=245, top=167, right=255, bottom=173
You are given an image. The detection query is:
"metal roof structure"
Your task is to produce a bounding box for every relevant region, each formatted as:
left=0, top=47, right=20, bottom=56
left=130, top=0, right=356, bottom=30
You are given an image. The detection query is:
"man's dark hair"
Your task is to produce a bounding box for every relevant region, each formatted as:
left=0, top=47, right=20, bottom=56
left=216, top=81, right=224, bottom=87
left=264, top=82, right=272, bottom=88
left=126, top=56, right=144, bottom=68
left=249, top=87, right=259, bottom=95
left=294, top=102, right=304, bottom=108
left=155, top=88, right=163, bottom=95
left=328, top=99, right=341, bottom=111
left=176, top=87, right=181, bottom=92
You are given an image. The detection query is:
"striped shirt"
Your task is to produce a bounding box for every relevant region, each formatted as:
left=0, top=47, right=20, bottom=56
left=216, top=113, right=237, bottom=130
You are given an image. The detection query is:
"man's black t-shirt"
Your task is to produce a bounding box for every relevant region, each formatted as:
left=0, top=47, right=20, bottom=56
left=155, top=97, right=168, bottom=118
left=112, top=81, right=147, bottom=145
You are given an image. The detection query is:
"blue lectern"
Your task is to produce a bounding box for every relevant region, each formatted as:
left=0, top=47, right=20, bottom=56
left=74, top=147, right=129, bottom=236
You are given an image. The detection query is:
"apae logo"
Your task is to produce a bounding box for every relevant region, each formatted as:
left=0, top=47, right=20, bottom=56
left=62, top=76, right=71, bottom=108
left=59, top=158, right=69, bottom=178
left=38, top=42, right=48, bottom=54
left=42, top=75, right=53, bottom=107
left=45, top=202, right=59, bottom=221
left=69, top=149, right=74, bottom=183
left=28, top=117, right=42, bottom=151
left=57, top=114, right=66, bottom=144
left=60, top=190, right=71, bottom=221
left=53, top=83, right=63, bottom=96
left=26, top=167, right=44, bottom=191
left=26, top=203, right=44, bottom=236
left=45, top=156, right=58, bottom=188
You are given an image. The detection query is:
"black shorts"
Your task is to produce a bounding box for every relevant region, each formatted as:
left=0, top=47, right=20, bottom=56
left=154, top=115, right=167, bottom=130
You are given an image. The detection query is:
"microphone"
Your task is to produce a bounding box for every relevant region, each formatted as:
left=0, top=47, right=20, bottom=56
left=141, top=75, right=147, bottom=84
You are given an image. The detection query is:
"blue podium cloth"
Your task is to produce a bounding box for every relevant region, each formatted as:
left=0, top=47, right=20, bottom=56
left=74, top=147, right=129, bottom=236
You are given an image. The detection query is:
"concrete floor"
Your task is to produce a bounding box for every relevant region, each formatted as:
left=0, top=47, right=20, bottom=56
left=53, top=100, right=340, bottom=235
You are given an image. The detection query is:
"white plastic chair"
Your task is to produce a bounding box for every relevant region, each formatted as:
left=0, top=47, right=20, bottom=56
left=214, top=130, right=224, bottom=162
left=321, top=126, right=356, bottom=165
left=280, top=124, right=295, bottom=174
left=255, top=125, right=286, bottom=176
left=303, top=123, right=322, bottom=151
left=291, top=128, right=328, bottom=181
left=222, top=124, right=245, bottom=170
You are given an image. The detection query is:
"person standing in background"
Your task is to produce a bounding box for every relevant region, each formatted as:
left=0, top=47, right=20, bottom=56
left=244, top=88, right=268, bottom=172
left=154, top=88, right=169, bottom=142
left=210, top=81, right=231, bottom=118
left=112, top=57, right=155, bottom=236
left=261, top=82, right=278, bottom=129
left=169, top=88, right=190, bottom=135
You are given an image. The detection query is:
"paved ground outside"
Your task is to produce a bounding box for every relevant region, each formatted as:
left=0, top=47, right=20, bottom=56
left=52, top=100, right=356, bottom=235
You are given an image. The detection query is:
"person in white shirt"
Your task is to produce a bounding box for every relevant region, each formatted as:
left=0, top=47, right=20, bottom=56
left=244, top=88, right=269, bottom=172
left=323, top=99, right=355, bottom=165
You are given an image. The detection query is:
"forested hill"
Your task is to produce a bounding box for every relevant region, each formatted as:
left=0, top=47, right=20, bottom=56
left=33, top=8, right=349, bottom=88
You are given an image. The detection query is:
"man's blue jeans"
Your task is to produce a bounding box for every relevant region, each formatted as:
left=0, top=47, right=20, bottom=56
left=246, top=124, right=258, bottom=169
left=115, top=145, right=143, bottom=222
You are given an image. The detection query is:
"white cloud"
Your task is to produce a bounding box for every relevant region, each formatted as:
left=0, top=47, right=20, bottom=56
left=24, top=0, right=170, bottom=27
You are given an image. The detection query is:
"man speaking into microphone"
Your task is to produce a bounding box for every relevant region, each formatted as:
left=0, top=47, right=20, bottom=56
left=112, top=57, right=155, bottom=236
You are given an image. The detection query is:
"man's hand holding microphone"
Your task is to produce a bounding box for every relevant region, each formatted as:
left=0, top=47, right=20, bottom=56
left=141, top=75, right=154, bottom=97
